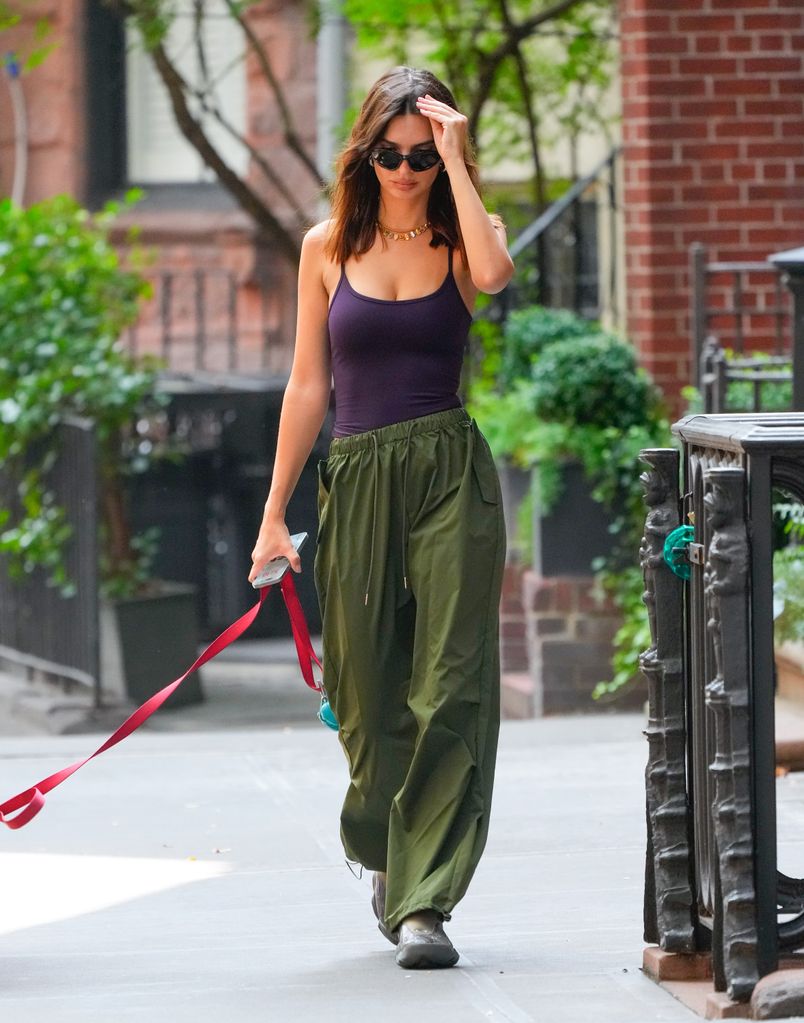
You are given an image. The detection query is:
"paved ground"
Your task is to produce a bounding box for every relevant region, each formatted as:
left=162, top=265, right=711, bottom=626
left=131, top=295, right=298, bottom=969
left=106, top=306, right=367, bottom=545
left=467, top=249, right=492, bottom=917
left=0, top=638, right=320, bottom=737
left=0, top=678, right=702, bottom=1023
left=5, top=639, right=804, bottom=1021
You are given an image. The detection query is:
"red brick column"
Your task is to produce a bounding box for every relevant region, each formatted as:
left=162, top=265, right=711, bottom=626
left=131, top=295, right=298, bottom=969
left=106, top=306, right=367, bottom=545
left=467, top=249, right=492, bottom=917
left=620, top=0, right=804, bottom=408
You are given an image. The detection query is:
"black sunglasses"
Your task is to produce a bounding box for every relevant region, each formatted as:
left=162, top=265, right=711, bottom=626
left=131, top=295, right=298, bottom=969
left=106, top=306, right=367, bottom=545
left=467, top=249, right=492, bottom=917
left=370, top=148, right=441, bottom=172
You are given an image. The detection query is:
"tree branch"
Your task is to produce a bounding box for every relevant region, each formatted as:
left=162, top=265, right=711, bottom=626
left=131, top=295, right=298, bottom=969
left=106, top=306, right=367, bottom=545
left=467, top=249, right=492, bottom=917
left=467, top=0, right=589, bottom=137
left=498, top=0, right=546, bottom=210
left=188, top=82, right=312, bottom=227
left=224, top=0, right=324, bottom=188
left=509, top=0, right=590, bottom=45
left=187, top=13, right=310, bottom=226
left=149, top=40, right=300, bottom=263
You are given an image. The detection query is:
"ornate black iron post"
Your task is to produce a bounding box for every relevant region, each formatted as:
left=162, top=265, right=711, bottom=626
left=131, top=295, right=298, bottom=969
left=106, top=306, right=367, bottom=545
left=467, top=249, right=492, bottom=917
left=639, top=448, right=696, bottom=952
left=702, top=467, right=758, bottom=1000
left=642, top=413, right=804, bottom=1008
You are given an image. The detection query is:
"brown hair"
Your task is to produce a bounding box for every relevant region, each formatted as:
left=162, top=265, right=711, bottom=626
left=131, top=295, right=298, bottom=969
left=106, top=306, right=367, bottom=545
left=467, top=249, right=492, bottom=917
left=323, top=66, right=494, bottom=267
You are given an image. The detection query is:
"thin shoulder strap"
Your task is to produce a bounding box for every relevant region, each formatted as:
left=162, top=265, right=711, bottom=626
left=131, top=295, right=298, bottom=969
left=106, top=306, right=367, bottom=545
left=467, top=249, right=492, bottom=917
left=328, top=262, right=346, bottom=313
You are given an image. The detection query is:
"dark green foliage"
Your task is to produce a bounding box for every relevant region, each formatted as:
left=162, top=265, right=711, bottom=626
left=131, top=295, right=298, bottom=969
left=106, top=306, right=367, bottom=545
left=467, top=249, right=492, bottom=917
left=0, top=194, right=168, bottom=596
left=500, top=305, right=597, bottom=388
left=0, top=196, right=151, bottom=453
left=531, top=333, right=660, bottom=431
left=468, top=302, right=672, bottom=701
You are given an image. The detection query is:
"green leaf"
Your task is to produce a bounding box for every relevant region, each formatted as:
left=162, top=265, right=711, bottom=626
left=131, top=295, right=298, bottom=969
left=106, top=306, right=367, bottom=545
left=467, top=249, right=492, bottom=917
left=0, top=193, right=173, bottom=594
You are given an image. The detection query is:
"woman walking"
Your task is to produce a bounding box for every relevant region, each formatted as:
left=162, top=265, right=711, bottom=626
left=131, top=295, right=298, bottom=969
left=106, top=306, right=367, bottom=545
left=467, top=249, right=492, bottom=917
left=249, top=66, right=513, bottom=969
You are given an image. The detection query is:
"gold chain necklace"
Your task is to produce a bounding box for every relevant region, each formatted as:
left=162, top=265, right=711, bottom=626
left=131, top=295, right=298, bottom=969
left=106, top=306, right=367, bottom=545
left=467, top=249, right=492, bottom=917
left=376, top=219, right=431, bottom=241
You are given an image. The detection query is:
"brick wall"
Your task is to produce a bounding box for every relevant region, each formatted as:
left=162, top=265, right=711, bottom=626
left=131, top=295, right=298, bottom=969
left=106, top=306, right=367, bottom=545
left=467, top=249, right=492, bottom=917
left=1, top=0, right=319, bottom=373
left=620, top=0, right=804, bottom=406
left=523, top=572, right=643, bottom=715
left=0, top=0, right=86, bottom=202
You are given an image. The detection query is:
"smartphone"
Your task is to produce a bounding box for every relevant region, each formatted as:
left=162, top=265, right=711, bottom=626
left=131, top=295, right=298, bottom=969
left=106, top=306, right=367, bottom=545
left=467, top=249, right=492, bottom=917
left=251, top=532, right=308, bottom=588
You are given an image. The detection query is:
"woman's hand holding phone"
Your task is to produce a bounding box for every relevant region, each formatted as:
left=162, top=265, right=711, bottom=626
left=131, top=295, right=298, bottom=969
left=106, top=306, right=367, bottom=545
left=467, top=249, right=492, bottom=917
left=248, top=519, right=304, bottom=586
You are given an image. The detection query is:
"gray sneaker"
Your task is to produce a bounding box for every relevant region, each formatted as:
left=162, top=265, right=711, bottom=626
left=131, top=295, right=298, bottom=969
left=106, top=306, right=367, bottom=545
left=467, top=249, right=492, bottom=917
left=394, top=916, right=460, bottom=969
left=371, top=872, right=398, bottom=946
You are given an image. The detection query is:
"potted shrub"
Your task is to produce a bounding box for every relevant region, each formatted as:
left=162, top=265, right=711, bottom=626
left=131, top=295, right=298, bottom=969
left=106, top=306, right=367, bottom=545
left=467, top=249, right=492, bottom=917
left=469, top=303, right=606, bottom=561
left=470, top=310, right=669, bottom=571
left=0, top=194, right=203, bottom=707
left=468, top=304, right=672, bottom=705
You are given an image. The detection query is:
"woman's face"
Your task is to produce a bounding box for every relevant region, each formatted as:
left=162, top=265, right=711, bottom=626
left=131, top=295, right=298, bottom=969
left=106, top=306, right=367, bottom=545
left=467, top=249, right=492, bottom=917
left=371, top=113, right=441, bottom=199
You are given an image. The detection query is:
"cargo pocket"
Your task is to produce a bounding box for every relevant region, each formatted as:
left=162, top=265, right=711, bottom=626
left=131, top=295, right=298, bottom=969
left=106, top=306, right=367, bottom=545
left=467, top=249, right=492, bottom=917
left=316, top=458, right=332, bottom=545
left=470, top=421, right=501, bottom=505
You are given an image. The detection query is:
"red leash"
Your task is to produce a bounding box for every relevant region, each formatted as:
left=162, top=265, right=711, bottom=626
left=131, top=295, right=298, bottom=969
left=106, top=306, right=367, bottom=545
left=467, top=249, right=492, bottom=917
left=0, top=574, right=321, bottom=831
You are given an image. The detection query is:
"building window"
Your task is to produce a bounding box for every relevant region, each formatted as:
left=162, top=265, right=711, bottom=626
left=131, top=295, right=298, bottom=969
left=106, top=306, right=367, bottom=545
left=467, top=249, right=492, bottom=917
left=125, top=0, right=248, bottom=185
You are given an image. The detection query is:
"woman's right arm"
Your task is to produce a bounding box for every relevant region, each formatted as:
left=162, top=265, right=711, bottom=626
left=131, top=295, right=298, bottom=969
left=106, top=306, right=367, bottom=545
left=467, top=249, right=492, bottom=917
left=248, top=223, right=332, bottom=582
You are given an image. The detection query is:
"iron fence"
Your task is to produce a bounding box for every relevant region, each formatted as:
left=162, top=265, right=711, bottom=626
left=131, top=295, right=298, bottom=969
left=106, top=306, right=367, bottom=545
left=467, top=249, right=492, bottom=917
left=0, top=417, right=100, bottom=702
left=125, top=266, right=283, bottom=376
left=491, top=146, right=621, bottom=326
left=699, top=336, right=793, bottom=414
left=641, top=413, right=804, bottom=1002
left=691, top=243, right=790, bottom=379
left=691, top=243, right=804, bottom=414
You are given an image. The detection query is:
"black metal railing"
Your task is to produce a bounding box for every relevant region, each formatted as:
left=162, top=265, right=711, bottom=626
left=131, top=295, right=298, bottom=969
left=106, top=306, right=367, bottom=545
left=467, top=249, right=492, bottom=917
left=640, top=413, right=804, bottom=1003
left=494, top=146, right=621, bottom=325
left=691, top=243, right=790, bottom=379
left=0, top=417, right=100, bottom=702
left=125, top=266, right=283, bottom=376
left=691, top=244, right=804, bottom=413
left=699, top=336, right=793, bottom=414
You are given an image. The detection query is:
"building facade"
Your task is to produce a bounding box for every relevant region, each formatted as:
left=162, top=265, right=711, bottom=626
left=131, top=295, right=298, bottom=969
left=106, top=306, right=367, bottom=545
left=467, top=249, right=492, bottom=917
left=620, top=0, right=804, bottom=405
left=0, top=0, right=320, bottom=374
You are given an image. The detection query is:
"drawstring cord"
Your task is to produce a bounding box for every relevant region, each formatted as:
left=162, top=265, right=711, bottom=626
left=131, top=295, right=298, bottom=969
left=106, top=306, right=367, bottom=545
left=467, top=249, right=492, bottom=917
left=400, top=419, right=414, bottom=591
left=364, top=432, right=380, bottom=605
left=363, top=420, right=416, bottom=606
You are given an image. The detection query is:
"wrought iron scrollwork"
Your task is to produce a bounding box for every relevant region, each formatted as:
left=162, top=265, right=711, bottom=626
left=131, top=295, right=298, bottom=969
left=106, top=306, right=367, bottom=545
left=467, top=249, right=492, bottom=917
left=639, top=448, right=696, bottom=952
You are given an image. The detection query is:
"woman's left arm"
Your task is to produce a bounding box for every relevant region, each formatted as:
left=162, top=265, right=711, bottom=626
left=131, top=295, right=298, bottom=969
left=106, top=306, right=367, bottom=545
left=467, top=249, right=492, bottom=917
left=417, top=94, right=515, bottom=294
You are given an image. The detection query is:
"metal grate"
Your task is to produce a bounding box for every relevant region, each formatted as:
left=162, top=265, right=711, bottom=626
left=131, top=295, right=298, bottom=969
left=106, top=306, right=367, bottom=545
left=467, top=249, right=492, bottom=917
left=125, top=266, right=282, bottom=376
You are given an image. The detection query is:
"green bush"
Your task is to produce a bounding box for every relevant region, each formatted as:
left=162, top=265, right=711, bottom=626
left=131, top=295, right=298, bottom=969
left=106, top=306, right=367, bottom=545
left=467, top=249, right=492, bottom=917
left=468, top=302, right=673, bottom=703
left=0, top=193, right=169, bottom=597
left=531, top=333, right=660, bottom=431
left=500, top=305, right=597, bottom=389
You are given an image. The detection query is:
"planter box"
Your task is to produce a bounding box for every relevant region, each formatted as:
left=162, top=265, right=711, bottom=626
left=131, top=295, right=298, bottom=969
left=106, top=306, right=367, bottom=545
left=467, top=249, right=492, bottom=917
left=496, top=458, right=619, bottom=573
left=497, top=458, right=635, bottom=715
left=100, top=581, right=204, bottom=708
left=532, top=459, right=618, bottom=577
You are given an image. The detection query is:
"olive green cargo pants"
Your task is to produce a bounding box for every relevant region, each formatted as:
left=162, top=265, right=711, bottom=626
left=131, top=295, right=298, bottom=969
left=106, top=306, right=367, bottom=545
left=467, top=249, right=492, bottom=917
left=314, top=407, right=506, bottom=933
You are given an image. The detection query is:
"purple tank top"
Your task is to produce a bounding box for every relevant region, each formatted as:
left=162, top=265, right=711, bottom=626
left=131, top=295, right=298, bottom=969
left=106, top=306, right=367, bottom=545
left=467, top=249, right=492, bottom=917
left=326, top=246, right=473, bottom=437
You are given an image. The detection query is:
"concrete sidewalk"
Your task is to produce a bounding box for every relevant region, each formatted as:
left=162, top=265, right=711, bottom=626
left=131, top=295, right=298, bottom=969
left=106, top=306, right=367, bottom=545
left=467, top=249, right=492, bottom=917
left=0, top=713, right=699, bottom=1023
left=0, top=637, right=321, bottom=737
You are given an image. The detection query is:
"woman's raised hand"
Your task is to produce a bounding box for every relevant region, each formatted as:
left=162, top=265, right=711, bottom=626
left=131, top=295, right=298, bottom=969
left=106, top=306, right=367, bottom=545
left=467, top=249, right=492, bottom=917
left=415, top=94, right=467, bottom=167
left=248, top=517, right=302, bottom=584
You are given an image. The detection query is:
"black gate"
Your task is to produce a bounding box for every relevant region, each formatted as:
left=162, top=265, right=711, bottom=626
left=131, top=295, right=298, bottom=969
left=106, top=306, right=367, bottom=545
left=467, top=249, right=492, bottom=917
left=641, top=413, right=804, bottom=1002
left=0, top=417, right=100, bottom=699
